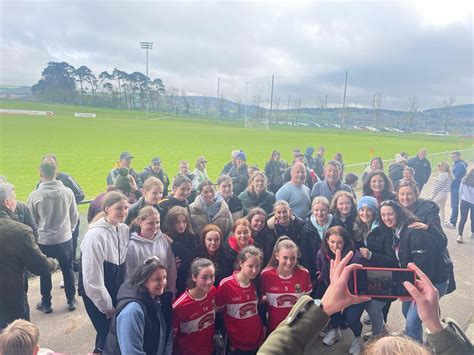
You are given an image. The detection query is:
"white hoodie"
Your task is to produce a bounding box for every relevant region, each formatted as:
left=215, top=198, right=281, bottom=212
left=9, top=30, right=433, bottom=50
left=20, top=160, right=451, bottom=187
left=27, top=180, right=78, bottom=245
left=125, top=231, right=177, bottom=294
left=80, top=217, right=129, bottom=313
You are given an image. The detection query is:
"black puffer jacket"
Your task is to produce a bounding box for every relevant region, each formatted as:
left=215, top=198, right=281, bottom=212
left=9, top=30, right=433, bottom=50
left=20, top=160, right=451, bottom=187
left=397, top=226, right=451, bottom=285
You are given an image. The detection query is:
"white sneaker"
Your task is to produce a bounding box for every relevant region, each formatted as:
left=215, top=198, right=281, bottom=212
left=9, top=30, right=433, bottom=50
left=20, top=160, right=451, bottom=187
left=362, top=314, right=371, bottom=325
left=456, top=235, right=464, bottom=243
left=323, top=328, right=341, bottom=346
left=349, top=337, right=363, bottom=355
left=444, top=222, right=456, bottom=229
left=59, top=280, right=64, bottom=288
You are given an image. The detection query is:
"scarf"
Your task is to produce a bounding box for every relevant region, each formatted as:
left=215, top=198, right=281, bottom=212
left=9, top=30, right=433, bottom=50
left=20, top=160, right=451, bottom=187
left=310, top=213, right=334, bottom=239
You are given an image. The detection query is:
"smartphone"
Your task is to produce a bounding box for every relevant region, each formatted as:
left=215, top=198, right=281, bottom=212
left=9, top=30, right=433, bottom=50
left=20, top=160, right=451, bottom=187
left=353, top=267, right=416, bottom=299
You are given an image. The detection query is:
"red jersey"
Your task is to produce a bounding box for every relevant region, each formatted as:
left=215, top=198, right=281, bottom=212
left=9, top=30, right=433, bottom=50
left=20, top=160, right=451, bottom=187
left=216, top=273, right=263, bottom=351
left=261, top=266, right=312, bottom=333
left=172, top=286, right=217, bottom=355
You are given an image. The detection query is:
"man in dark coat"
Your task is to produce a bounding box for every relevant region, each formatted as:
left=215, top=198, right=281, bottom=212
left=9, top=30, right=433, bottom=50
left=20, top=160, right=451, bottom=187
left=0, top=183, right=58, bottom=329
left=139, top=157, right=170, bottom=196
left=408, top=148, right=432, bottom=192
left=446, top=151, right=468, bottom=228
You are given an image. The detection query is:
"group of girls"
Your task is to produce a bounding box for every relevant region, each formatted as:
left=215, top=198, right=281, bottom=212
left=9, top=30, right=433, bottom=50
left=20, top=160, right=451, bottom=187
left=78, top=159, right=456, bottom=355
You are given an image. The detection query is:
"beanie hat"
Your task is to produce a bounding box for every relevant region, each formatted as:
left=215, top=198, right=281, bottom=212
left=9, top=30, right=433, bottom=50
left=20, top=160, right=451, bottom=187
left=236, top=151, right=247, bottom=161
left=357, top=196, right=378, bottom=213
left=306, top=147, right=315, bottom=155
left=115, top=168, right=132, bottom=194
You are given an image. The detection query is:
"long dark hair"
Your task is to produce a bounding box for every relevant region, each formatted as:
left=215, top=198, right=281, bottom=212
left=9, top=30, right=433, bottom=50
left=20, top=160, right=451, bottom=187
left=130, top=256, right=166, bottom=294
left=320, top=226, right=355, bottom=257
left=378, top=200, right=418, bottom=229
left=362, top=170, right=394, bottom=199
left=199, top=224, right=223, bottom=260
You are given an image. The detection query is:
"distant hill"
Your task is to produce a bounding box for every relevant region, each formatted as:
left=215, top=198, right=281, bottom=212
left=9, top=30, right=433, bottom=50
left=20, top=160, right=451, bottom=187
left=0, top=85, right=472, bottom=133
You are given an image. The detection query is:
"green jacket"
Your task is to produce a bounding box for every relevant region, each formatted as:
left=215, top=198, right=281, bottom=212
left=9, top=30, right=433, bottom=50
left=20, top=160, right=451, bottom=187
left=258, top=295, right=328, bottom=355
left=259, top=296, right=473, bottom=355
left=0, top=207, right=57, bottom=328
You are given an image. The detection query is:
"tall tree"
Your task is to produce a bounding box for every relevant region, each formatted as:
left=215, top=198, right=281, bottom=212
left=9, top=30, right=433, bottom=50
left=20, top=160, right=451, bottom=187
left=74, top=65, right=94, bottom=103
left=31, top=62, right=76, bottom=103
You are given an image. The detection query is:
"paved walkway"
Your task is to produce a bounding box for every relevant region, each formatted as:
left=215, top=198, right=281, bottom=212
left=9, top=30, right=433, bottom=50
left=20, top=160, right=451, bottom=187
left=27, top=174, right=474, bottom=354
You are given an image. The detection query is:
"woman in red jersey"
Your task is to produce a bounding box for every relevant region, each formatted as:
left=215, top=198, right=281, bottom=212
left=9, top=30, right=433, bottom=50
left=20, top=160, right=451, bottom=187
left=261, top=236, right=312, bottom=334
left=217, top=246, right=264, bottom=355
left=172, top=258, right=217, bottom=355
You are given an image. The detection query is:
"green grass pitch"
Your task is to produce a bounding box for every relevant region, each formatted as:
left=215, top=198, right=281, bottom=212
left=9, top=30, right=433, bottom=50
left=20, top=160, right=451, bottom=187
left=0, top=100, right=468, bottom=201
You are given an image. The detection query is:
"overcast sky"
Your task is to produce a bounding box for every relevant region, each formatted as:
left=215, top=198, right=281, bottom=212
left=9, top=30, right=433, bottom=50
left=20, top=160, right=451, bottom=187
left=0, top=0, right=472, bottom=109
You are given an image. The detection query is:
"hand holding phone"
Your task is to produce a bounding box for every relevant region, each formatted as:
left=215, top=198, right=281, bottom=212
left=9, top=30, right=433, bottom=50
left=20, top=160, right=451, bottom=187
left=352, top=267, right=416, bottom=299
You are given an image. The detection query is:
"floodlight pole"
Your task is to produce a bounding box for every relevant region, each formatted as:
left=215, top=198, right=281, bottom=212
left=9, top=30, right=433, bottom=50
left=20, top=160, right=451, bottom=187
left=341, top=70, right=348, bottom=133
left=140, top=41, right=153, bottom=116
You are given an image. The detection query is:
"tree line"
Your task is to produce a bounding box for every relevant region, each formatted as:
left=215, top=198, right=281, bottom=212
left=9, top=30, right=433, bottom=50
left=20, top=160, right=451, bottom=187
left=31, top=62, right=167, bottom=111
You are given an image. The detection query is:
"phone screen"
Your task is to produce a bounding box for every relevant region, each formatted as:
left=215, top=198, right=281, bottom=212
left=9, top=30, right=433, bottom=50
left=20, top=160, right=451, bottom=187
left=354, top=268, right=416, bottom=298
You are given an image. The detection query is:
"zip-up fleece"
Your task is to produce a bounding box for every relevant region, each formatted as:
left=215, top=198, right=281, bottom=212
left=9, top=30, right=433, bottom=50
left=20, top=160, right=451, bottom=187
left=80, top=217, right=129, bottom=313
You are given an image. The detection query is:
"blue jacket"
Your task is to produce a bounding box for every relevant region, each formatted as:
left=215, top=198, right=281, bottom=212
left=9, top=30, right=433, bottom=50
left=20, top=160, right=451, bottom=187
left=451, top=159, right=467, bottom=189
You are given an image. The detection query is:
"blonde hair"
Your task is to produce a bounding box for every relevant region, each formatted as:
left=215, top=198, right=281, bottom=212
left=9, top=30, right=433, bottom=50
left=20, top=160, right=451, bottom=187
left=273, top=200, right=291, bottom=213
left=0, top=319, right=39, bottom=355
left=247, top=171, right=268, bottom=194
left=363, top=335, right=429, bottom=354
left=267, top=236, right=300, bottom=268
left=438, top=161, right=453, bottom=179
left=312, top=196, right=330, bottom=209
left=143, top=176, right=164, bottom=192
left=131, top=206, right=159, bottom=229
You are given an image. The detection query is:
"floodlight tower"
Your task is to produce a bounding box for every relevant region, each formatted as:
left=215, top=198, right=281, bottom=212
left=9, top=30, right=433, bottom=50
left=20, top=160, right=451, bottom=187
left=140, top=41, right=153, bottom=78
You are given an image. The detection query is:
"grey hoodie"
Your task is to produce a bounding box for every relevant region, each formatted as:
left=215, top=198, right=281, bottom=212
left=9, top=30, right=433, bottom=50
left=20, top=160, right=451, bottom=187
left=125, top=231, right=177, bottom=294
left=27, top=180, right=78, bottom=245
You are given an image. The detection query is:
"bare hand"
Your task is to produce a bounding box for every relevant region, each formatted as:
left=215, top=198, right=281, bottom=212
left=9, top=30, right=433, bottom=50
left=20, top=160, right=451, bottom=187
left=408, top=222, right=428, bottom=230
left=105, top=308, right=115, bottom=319
left=403, top=263, right=443, bottom=333
left=359, top=248, right=371, bottom=259
left=320, top=250, right=371, bottom=316
left=175, top=256, right=182, bottom=269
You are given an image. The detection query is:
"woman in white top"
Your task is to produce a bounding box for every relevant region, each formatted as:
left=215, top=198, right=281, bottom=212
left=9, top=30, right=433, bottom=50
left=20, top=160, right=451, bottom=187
left=430, top=161, right=453, bottom=224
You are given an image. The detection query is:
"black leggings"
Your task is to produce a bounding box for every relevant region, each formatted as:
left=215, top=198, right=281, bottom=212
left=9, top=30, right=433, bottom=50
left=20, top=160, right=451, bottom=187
left=458, top=199, right=474, bottom=236
left=82, top=294, right=111, bottom=353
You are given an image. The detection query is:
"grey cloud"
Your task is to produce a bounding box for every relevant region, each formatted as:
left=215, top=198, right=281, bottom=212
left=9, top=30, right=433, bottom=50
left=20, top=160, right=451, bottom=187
left=0, top=1, right=472, bottom=109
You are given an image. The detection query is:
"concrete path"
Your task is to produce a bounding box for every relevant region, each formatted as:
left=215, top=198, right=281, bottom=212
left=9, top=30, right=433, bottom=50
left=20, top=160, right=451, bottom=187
left=26, top=174, right=473, bottom=354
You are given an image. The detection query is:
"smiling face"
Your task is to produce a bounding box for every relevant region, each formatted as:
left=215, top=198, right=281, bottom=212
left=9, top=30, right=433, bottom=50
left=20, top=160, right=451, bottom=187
left=179, top=162, right=190, bottom=175
left=200, top=185, right=215, bottom=205
left=312, top=202, right=329, bottom=225
left=290, top=163, right=306, bottom=185
left=276, top=247, right=297, bottom=274
left=235, top=225, right=251, bottom=248
left=144, top=186, right=163, bottom=205
left=327, top=234, right=345, bottom=254
left=274, top=204, right=291, bottom=225
left=139, top=214, right=160, bottom=239
left=174, top=182, right=192, bottom=201
left=402, top=169, right=413, bottom=180
left=218, top=180, right=233, bottom=199
left=336, top=196, right=352, bottom=217
left=370, top=174, right=385, bottom=193
left=324, top=164, right=339, bottom=185
left=105, top=199, right=129, bottom=225
left=151, top=162, right=162, bottom=173
left=174, top=214, right=187, bottom=234
left=145, top=268, right=167, bottom=298
left=252, top=175, right=266, bottom=194
left=204, top=230, right=221, bottom=254
left=380, top=205, right=397, bottom=228
left=239, top=255, right=261, bottom=280
left=192, top=266, right=215, bottom=293
left=358, top=206, right=375, bottom=225
left=250, top=213, right=266, bottom=232
left=397, top=185, right=417, bottom=209
left=371, top=159, right=381, bottom=170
